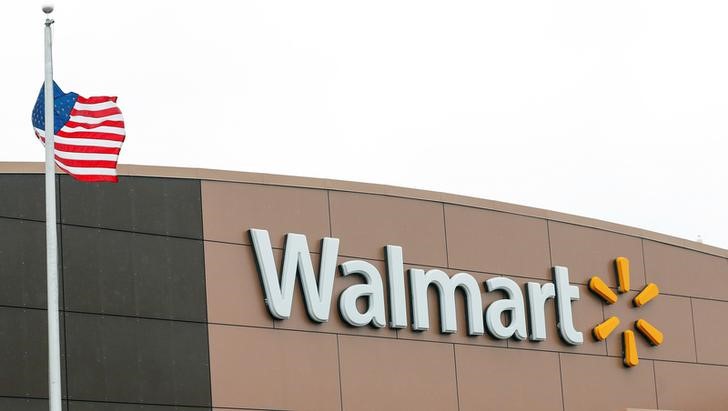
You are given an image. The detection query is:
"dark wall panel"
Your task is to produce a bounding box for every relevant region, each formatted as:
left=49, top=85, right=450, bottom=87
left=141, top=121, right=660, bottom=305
left=65, top=313, right=210, bottom=407
left=0, top=218, right=49, bottom=308
left=0, top=307, right=65, bottom=398
left=0, top=399, right=207, bottom=411
left=0, top=397, right=68, bottom=411
left=70, top=401, right=210, bottom=410
left=60, top=176, right=202, bottom=239
left=2, top=175, right=211, bottom=408
left=0, top=174, right=50, bottom=221
left=62, top=226, right=206, bottom=322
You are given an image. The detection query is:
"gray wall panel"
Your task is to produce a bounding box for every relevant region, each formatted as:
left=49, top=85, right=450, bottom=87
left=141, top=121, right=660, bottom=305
left=0, top=307, right=66, bottom=398
left=0, top=398, right=212, bottom=411
left=62, top=226, right=206, bottom=322
left=0, top=175, right=48, bottom=221
left=2, top=175, right=211, bottom=409
left=69, top=401, right=209, bottom=411
left=0, top=218, right=48, bottom=308
left=0, top=397, right=68, bottom=411
left=65, top=313, right=210, bottom=407
left=59, top=176, right=202, bottom=239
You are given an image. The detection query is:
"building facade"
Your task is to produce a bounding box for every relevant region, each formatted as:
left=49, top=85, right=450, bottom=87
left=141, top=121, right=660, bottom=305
left=0, top=163, right=727, bottom=411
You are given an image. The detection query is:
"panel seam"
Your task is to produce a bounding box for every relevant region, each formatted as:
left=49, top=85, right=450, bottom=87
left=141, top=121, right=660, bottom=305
left=0, top=395, right=217, bottom=409
left=652, top=360, right=659, bottom=409
left=336, top=335, right=345, bottom=411
left=452, top=344, right=461, bottom=411
left=558, top=352, right=566, bottom=411
left=57, top=175, right=70, bottom=401
left=641, top=239, right=648, bottom=286
left=442, top=203, right=450, bottom=267
left=546, top=220, right=554, bottom=267
left=327, top=190, right=333, bottom=237
left=200, top=179, right=214, bottom=408
left=690, top=297, right=699, bottom=363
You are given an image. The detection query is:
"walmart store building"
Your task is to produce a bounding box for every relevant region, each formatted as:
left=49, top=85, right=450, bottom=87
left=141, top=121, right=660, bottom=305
left=1, top=163, right=727, bottom=411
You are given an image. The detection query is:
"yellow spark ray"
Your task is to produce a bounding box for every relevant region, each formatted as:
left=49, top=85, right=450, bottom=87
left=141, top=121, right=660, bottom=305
left=635, top=319, right=664, bottom=346
left=623, top=330, right=639, bottom=367
left=615, top=256, right=630, bottom=293
left=633, top=283, right=659, bottom=307
left=589, top=276, right=617, bottom=304
left=593, top=316, right=620, bottom=341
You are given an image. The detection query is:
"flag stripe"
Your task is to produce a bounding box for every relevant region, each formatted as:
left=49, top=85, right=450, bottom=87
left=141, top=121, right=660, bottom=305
left=35, top=128, right=124, bottom=147
left=73, top=101, right=118, bottom=111
left=64, top=120, right=125, bottom=129
left=70, top=107, right=122, bottom=118
left=37, top=135, right=122, bottom=154
left=56, top=171, right=118, bottom=183
left=69, top=114, right=124, bottom=124
left=55, top=135, right=123, bottom=147
left=59, top=127, right=126, bottom=137
left=55, top=151, right=119, bottom=161
left=56, top=131, right=125, bottom=142
left=76, top=96, right=117, bottom=104
left=55, top=157, right=118, bottom=169
left=55, top=163, right=118, bottom=176
left=54, top=142, right=121, bottom=154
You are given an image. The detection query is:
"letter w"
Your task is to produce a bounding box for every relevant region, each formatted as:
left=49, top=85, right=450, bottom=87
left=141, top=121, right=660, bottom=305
left=250, top=229, right=340, bottom=322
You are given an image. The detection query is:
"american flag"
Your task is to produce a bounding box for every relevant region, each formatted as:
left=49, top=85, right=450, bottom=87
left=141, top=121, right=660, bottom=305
left=32, top=82, right=125, bottom=182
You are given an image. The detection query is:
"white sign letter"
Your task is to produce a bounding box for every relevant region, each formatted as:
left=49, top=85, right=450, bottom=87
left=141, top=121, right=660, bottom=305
left=485, top=277, right=528, bottom=340
left=250, top=229, right=339, bottom=322
left=410, top=269, right=484, bottom=335
left=386, top=245, right=408, bottom=329
left=554, top=266, right=583, bottom=345
left=527, top=281, right=556, bottom=341
left=339, top=260, right=387, bottom=327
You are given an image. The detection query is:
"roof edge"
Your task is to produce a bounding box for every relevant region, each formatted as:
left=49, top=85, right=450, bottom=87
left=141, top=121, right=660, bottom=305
left=2, top=161, right=726, bottom=258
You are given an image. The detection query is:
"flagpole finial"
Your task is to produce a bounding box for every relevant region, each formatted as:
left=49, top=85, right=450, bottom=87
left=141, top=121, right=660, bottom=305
left=43, top=5, right=54, bottom=26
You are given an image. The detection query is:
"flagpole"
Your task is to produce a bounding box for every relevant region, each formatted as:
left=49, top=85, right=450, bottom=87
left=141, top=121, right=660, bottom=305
left=42, top=5, right=63, bottom=411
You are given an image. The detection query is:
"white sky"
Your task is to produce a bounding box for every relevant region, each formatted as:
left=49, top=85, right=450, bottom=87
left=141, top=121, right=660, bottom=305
left=2, top=1, right=727, bottom=249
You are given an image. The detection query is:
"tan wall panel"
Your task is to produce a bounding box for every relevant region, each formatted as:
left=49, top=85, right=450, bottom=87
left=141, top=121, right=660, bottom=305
left=209, top=325, right=340, bottom=411
left=195, top=172, right=728, bottom=411
left=329, top=191, right=447, bottom=266
left=655, top=361, right=728, bottom=411
left=560, top=354, right=657, bottom=411
left=549, top=221, right=646, bottom=290
left=338, top=336, right=458, bottom=411
left=603, top=293, right=696, bottom=363
left=444, top=205, right=551, bottom=279
left=643, top=240, right=728, bottom=301
left=692, top=298, right=728, bottom=365
left=455, top=345, right=563, bottom=411
left=205, top=242, right=273, bottom=328
left=509, top=282, right=607, bottom=355
left=202, top=181, right=330, bottom=248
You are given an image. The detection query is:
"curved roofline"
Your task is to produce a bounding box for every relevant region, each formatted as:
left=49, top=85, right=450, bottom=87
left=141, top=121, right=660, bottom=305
left=2, top=161, right=726, bottom=258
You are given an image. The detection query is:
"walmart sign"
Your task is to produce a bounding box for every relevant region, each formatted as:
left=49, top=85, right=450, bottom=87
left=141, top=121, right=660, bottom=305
left=250, top=228, right=585, bottom=345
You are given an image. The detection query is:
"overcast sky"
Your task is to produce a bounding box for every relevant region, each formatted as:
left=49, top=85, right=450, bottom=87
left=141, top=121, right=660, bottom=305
left=2, top=1, right=727, bottom=249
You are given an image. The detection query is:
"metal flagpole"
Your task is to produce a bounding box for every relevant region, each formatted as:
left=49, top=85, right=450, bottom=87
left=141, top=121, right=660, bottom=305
left=42, top=5, right=63, bottom=411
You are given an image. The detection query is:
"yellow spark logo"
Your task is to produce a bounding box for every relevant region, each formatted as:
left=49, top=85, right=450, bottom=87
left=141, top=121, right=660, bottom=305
left=588, top=257, right=664, bottom=367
